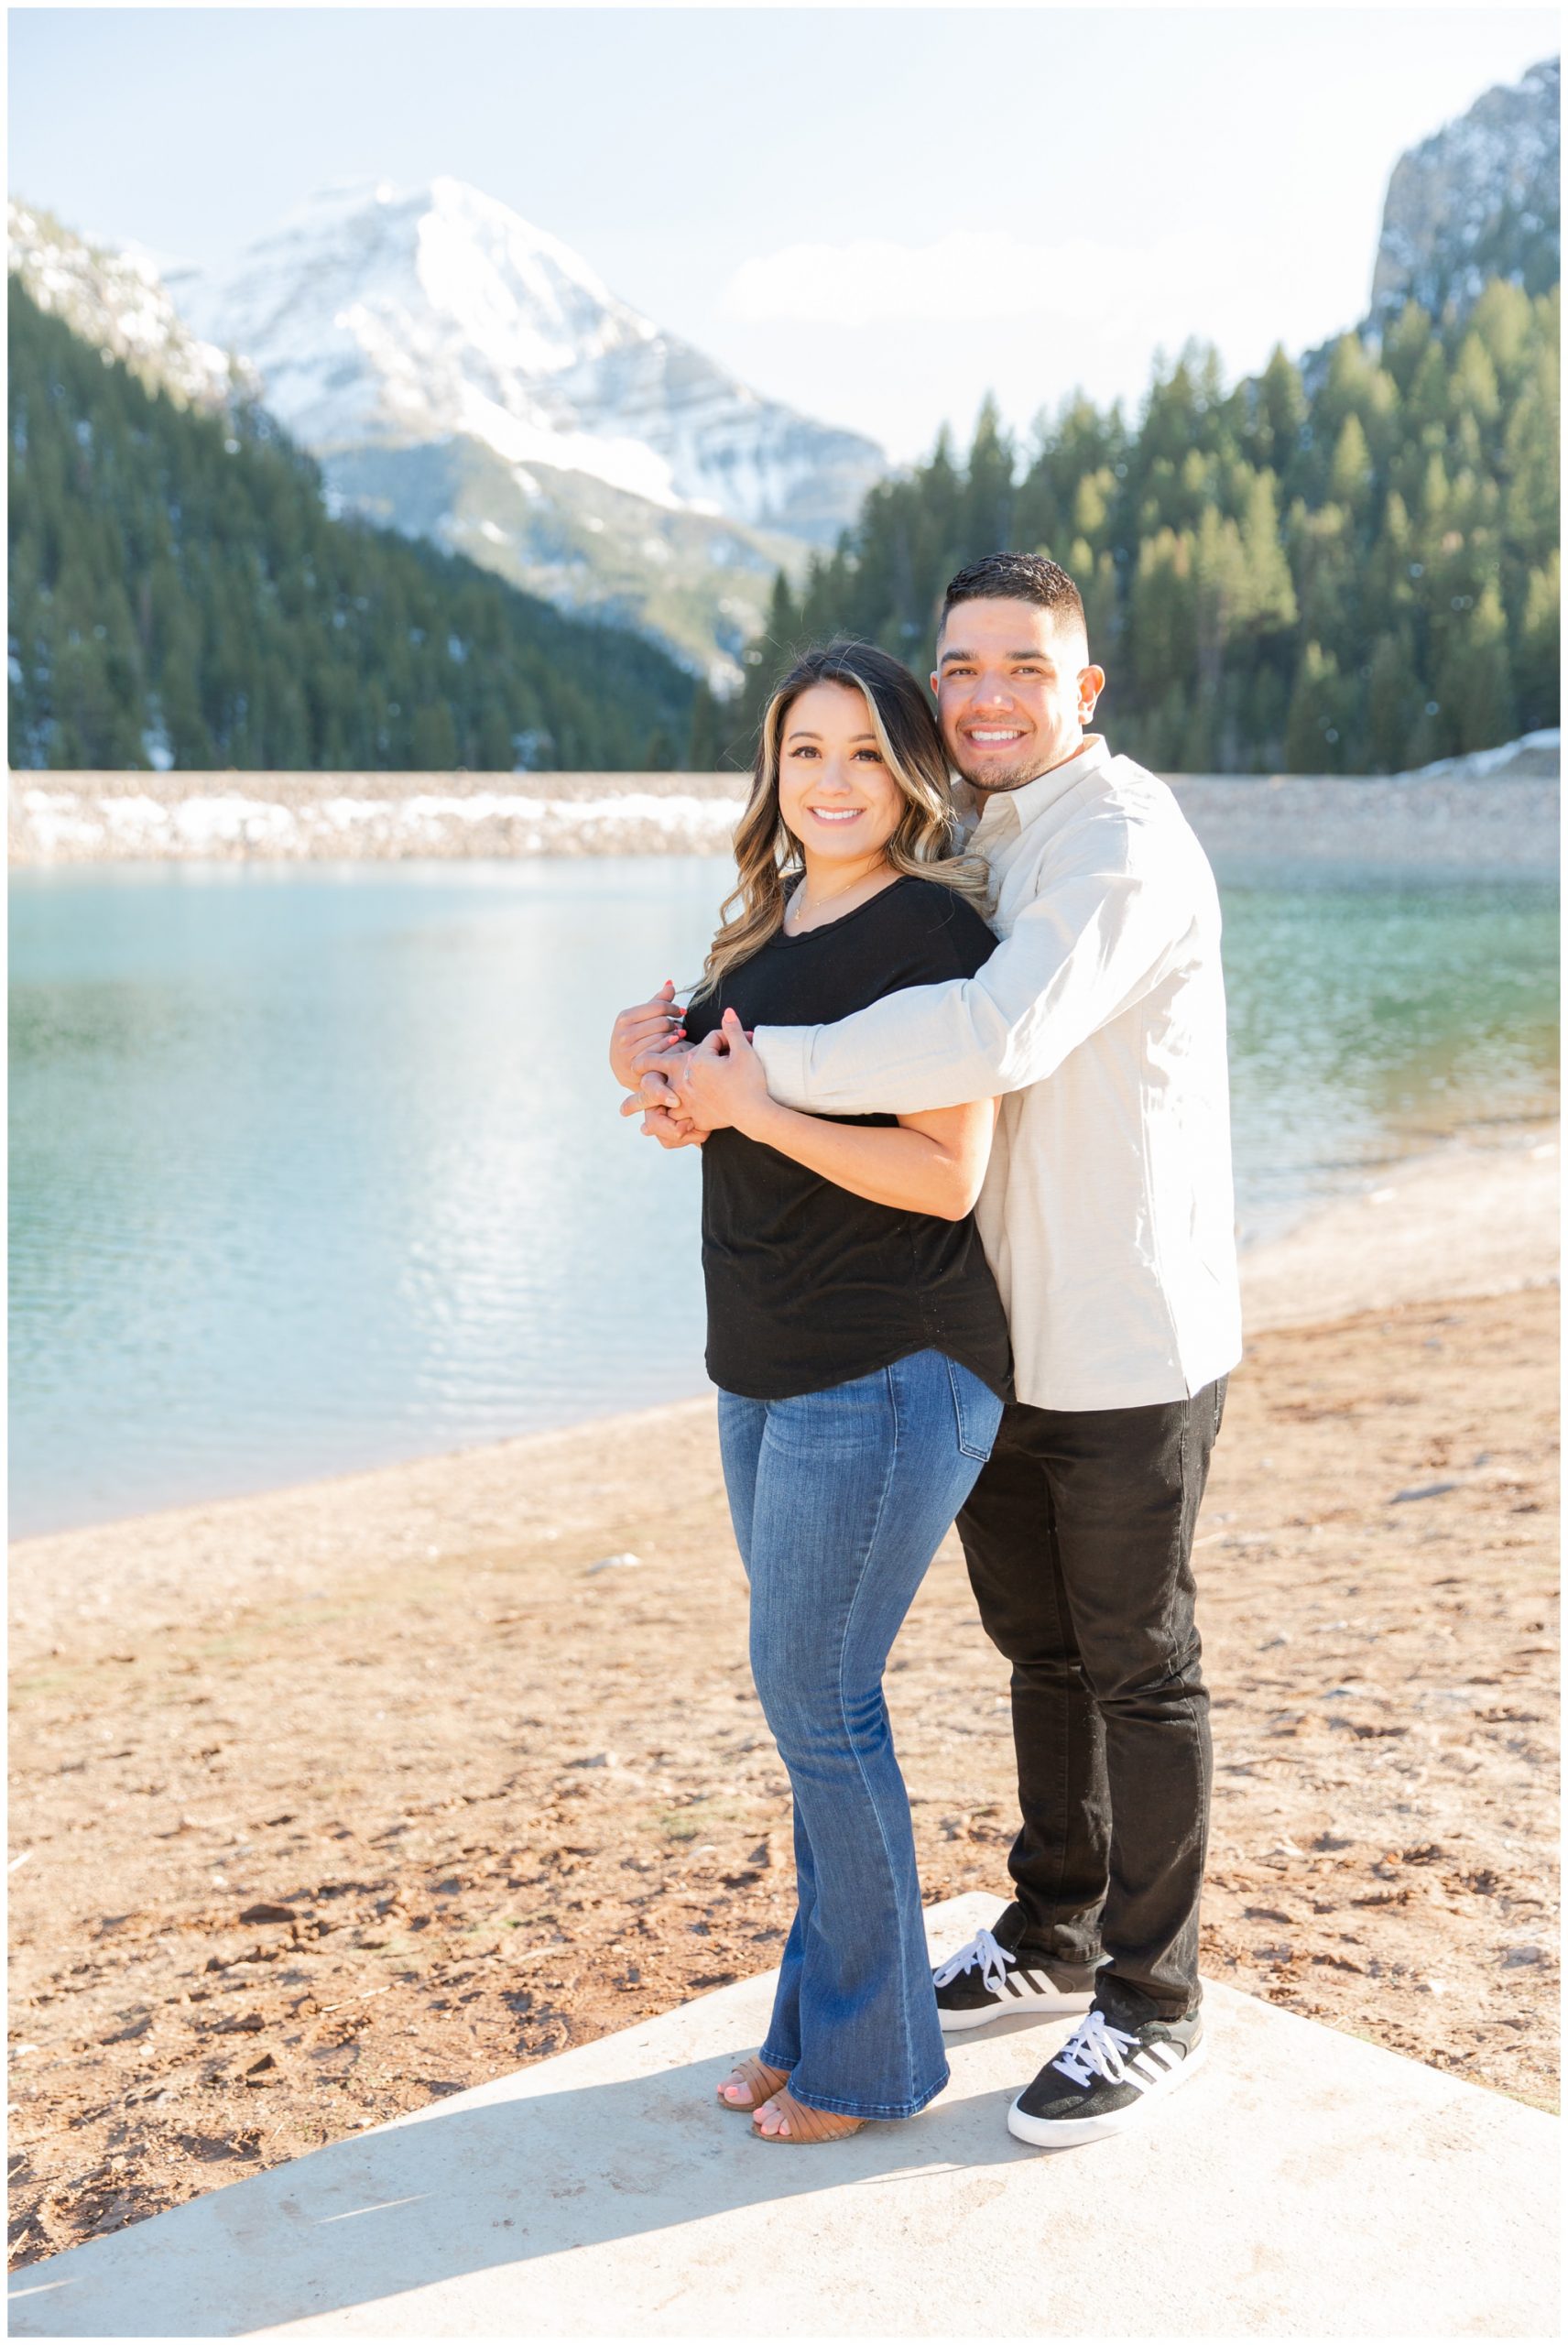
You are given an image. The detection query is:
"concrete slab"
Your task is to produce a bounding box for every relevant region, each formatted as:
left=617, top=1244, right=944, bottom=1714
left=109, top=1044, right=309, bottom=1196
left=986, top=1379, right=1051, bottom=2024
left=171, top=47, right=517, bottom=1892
left=8, top=1896, right=1557, bottom=2340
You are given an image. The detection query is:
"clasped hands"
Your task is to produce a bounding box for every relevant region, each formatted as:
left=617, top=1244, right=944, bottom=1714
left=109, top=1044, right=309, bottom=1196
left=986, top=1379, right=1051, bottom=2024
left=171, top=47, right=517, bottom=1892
left=610, top=980, right=768, bottom=1150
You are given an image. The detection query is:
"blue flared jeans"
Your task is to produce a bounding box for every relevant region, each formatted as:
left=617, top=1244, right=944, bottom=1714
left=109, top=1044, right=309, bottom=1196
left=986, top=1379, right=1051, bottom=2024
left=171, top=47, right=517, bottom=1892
left=716, top=1347, right=1003, bottom=2121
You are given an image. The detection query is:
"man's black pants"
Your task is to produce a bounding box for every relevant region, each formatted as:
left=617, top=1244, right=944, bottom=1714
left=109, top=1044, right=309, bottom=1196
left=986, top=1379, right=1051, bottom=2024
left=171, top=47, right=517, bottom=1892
left=955, top=1377, right=1226, bottom=2020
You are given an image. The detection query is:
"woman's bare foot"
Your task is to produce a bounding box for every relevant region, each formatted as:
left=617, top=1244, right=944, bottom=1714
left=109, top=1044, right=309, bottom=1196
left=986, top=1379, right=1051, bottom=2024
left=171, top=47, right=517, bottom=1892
left=751, top=2087, right=864, bottom=2143
left=716, top=2056, right=790, bottom=2111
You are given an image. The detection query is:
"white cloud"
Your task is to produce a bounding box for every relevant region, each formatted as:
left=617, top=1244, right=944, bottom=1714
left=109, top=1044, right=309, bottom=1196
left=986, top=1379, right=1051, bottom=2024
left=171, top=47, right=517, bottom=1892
left=715, top=221, right=1343, bottom=457
left=723, top=228, right=1286, bottom=342
left=725, top=233, right=1084, bottom=327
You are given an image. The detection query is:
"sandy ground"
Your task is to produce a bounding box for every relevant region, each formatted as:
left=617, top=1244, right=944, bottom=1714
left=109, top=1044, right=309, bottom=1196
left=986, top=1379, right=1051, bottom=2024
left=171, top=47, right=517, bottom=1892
left=1242, top=1129, right=1560, bottom=1329
left=7, top=1143, right=1559, bottom=2270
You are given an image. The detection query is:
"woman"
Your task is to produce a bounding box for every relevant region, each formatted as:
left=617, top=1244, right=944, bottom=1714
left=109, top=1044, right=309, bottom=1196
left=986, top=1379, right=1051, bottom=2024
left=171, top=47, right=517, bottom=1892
left=612, top=641, right=1009, bottom=2143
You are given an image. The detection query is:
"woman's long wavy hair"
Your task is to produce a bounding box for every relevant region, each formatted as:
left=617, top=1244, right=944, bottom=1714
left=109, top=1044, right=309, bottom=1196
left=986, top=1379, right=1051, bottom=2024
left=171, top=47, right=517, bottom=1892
left=691, top=639, right=989, bottom=1002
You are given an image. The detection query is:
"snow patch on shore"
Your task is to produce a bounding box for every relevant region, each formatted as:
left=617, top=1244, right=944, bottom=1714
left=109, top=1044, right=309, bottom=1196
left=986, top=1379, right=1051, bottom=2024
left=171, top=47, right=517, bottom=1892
left=1399, top=729, right=1560, bottom=784
left=15, top=782, right=748, bottom=863
left=13, top=741, right=1558, bottom=869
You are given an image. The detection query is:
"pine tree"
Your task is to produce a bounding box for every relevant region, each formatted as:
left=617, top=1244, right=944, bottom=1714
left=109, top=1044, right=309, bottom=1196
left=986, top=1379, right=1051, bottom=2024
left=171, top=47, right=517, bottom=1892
left=720, top=269, right=1554, bottom=773
left=1128, top=529, right=1197, bottom=717
left=735, top=569, right=805, bottom=744
left=1254, top=345, right=1307, bottom=476
left=1379, top=300, right=1434, bottom=398
left=1404, top=343, right=1452, bottom=441
left=1443, top=582, right=1517, bottom=752
left=686, top=681, right=720, bottom=772
left=1367, top=632, right=1420, bottom=773
left=1236, top=470, right=1297, bottom=633
left=1401, top=691, right=1452, bottom=768
left=1449, top=333, right=1501, bottom=431
left=1070, top=540, right=1118, bottom=660
left=1329, top=415, right=1374, bottom=518
left=1515, top=555, right=1561, bottom=733
left=7, top=278, right=694, bottom=772
left=1192, top=505, right=1245, bottom=700
left=474, top=694, right=514, bottom=774
left=1290, top=501, right=1356, bottom=661
left=1467, top=280, right=1534, bottom=396
left=1071, top=469, right=1114, bottom=547
left=963, top=397, right=1014, bottom=553
left=1502, top=324, right=1561, bottom=567
left=1284, top=641, right=1350, bottom=772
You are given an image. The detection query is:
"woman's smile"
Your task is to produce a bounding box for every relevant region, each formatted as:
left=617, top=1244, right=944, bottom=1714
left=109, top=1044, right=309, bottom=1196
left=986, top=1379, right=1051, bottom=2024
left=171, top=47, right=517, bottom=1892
left=777, top=680, right=908, bottom=873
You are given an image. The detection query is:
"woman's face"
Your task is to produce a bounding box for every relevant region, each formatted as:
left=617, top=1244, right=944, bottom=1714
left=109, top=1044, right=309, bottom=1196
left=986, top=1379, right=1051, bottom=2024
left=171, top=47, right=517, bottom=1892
left=776, top=681, right=905, bottom=867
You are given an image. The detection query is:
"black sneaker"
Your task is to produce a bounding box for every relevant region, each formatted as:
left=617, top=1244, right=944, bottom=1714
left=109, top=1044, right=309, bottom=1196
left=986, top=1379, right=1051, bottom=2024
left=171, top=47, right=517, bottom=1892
left=1007, top=2002, right=1206, bottom=2145
left=931, top=1909, right=1101, bottom=2035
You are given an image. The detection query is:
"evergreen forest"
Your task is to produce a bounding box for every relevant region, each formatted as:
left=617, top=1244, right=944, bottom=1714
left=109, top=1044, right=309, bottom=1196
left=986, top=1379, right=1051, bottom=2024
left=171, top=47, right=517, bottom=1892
left=726, top=281, right=1560, bottom=775
left=7, top=279, right=696, bottom=772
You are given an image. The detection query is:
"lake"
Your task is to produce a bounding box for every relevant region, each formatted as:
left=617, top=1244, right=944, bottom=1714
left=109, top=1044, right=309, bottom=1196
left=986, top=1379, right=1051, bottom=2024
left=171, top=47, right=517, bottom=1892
left=8, top=855, right=1558, bottom=1535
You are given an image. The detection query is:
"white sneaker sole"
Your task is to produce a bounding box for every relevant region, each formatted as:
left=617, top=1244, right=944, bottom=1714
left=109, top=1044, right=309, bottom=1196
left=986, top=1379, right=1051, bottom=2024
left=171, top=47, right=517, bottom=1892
left=1006, top=2031, right=1208, bottom=2145
left=938, top=1986, right=1095, bottom=2035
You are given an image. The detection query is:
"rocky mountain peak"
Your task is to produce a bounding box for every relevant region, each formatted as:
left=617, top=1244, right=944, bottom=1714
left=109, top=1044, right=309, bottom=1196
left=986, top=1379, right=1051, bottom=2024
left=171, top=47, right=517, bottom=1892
left=1370, top=57, right=1560, bottom=329
left=6, top=196, right=259, bottom=415
left=170, top=177, right=880, bottom=539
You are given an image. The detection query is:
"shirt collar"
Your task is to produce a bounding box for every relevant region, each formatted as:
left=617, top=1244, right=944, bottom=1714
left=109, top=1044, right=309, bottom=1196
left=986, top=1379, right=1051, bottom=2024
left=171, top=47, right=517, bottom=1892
left=969, top=735, right=1113, bottom=842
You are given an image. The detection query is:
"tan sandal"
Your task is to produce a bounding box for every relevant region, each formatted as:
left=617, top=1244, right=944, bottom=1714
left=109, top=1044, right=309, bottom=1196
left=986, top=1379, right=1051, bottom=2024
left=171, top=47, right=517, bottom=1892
left=750, top=2087, right=865, bottom=2144
left=716, top=2056, right=791, bottom=2112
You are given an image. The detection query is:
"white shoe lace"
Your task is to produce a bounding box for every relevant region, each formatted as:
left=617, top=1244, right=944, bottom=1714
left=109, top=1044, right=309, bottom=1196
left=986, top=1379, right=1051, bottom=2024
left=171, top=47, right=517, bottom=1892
left=932, top=1925, right=1014, bottom=1995
left=1049, top=2008, right=1188, bottom=2096
left=1051, top=2009, right=1139, bottom=2088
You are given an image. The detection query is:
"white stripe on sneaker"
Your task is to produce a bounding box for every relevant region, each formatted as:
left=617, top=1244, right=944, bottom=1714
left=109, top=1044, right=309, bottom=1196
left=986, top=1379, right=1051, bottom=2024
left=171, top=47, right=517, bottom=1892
left=1051, top=2012, right=1192, bottom=2096
left=1008, top=2025, right=1207, bottom=2147
left=932, top=1924, right=1100, bottom=2034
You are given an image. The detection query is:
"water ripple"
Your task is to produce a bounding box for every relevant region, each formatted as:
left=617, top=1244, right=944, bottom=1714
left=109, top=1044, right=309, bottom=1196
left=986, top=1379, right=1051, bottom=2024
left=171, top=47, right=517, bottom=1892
left=8, top=856, right=1558, bottom=1534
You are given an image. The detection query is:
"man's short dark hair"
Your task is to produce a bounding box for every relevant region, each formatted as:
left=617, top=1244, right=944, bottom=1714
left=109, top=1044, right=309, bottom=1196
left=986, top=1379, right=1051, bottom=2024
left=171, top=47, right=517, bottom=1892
left=941, top=551, right=1086, bottom=640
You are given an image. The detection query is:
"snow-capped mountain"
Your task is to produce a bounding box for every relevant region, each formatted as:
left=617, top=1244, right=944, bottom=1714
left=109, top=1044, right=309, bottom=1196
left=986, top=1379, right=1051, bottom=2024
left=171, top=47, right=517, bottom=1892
left=171, top=178, right=883, bottom=542
left=1369, top=57, right=1560, bottom=328
left=7, top=197, right=259, bottom=414
left=146, top=176, right=883, bottom=683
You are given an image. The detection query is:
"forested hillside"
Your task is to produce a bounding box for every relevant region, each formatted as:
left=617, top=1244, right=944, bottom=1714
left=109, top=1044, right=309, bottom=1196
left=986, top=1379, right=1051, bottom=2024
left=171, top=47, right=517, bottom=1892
left=7, top=279, right=696, bottom=772
left=733, top=284, right=1559, bottom=774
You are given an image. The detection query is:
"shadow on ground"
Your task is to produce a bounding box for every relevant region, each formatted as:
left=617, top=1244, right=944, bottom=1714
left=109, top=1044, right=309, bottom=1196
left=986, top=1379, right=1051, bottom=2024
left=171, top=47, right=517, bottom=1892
left=8, top=2037, right=1035, bottom=2336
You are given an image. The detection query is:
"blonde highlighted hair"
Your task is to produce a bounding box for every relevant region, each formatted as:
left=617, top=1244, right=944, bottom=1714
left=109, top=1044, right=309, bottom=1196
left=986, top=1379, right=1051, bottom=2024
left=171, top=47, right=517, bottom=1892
left=692, top=639, right=989, bottom=1001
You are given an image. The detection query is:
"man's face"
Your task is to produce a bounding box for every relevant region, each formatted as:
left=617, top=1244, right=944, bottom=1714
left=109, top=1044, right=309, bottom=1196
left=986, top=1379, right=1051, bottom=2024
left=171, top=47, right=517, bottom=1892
left=932, top=597, right=1104, bottom=792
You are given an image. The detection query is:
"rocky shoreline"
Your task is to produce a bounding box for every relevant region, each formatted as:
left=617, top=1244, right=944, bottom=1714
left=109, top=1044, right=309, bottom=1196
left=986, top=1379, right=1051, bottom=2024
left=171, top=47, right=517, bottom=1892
left=9, top=735, right=1561, bottom=871
left=6, top=770, right=746, bottom=866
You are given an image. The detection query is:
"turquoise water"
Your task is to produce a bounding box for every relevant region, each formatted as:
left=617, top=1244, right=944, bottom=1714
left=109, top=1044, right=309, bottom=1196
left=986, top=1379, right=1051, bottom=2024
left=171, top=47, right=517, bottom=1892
left=8, top=856, right=1558, bottom=1535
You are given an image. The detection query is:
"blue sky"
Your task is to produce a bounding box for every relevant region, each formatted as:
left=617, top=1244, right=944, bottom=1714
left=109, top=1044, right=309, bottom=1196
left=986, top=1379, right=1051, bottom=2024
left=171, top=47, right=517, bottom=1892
left=8, top=6, right=1557, bottom=461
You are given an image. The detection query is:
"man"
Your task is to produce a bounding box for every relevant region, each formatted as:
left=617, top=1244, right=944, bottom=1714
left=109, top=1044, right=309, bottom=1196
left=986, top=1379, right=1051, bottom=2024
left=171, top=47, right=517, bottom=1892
left=613, top=551, right=1240, bottom=2146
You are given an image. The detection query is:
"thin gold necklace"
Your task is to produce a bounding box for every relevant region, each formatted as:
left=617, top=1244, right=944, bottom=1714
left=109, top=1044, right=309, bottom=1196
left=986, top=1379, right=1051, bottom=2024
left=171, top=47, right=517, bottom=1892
left=789, top=857, right=887, bottom=929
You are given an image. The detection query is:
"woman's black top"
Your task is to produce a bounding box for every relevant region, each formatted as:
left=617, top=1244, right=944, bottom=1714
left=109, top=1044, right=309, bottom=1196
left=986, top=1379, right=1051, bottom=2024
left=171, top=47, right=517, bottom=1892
left=682, top=875, right=1012, bottom=1404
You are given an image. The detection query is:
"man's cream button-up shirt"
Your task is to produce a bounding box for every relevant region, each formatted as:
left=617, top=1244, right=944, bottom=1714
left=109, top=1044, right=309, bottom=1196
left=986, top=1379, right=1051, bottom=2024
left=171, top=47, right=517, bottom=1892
left=752, top=735, right=1242, bottom=1412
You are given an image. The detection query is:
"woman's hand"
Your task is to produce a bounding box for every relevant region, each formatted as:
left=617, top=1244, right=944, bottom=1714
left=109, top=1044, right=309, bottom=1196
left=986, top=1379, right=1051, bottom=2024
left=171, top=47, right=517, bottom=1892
left=619, top=1087, right=706, bottom=1149
left=674, top=1009, right=773, bottom=1136
left=609, top=980, right=684, bottom=1090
